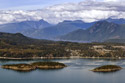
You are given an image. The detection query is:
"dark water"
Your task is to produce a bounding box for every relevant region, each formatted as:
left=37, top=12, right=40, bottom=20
left=0, top=59, right=125, bottom=83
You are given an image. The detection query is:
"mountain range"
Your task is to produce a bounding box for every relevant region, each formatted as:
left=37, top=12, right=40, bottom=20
left=28, top=20, right=95, bottom=39
left=59, top=21, right=125, bottom=42
left=0, top=19, right=51, bottom=33
left=106, top=18, right=125, bottom=24
left=0, top=20, right=95, bottom=39
left=0, top=18, right=125, bottom=42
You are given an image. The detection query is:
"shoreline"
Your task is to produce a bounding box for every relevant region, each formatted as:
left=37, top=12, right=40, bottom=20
left=0, top=56, right=124, bottom=60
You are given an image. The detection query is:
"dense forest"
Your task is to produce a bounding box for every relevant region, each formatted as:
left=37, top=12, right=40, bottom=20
left=0, top=32, right=125, bottom=59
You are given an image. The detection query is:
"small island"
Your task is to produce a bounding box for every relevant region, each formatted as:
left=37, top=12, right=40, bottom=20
left=1, top=64, right=36, bottom=71
left=2, top=62, right=67, bottom=71
left=91, top=65, right=122, bottom=72
left=31, top=62, right=67, bottom=69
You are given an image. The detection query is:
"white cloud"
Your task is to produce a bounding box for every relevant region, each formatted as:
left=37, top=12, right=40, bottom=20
left=0, top=0, right=124, bottom=24
left=104, top=0, right=123, bottom=2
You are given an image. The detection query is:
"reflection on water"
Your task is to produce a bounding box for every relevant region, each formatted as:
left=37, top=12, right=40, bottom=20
left=0, top=58, right=125, bottom=83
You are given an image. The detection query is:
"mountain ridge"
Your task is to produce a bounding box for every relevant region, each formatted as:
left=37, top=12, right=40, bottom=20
left=59, top=21, right=125, bottom=42
left=0, top=18, right=125, bottom=40
left=0, top=19, right=52, bottom=33
left=26, top=20, right=95, bottom=39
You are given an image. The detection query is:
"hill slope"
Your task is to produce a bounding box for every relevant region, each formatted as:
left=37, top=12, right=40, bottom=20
left=0, top=32, right=54, bottom=46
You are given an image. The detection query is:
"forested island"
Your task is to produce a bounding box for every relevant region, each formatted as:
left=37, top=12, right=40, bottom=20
left=1, top=32, right=125, bottom=59
left=2, top=62, right=67, bottom=71
left=91, top=65, right=122, bottom=72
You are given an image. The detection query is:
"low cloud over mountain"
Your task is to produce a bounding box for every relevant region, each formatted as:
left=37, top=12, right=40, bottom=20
left=0, top=0, right=124, bottom=24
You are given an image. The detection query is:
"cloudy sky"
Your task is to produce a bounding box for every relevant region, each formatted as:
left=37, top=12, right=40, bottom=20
left=0, top=0, right=124, bottom=24
left=0, top=0, right=86, bottom=10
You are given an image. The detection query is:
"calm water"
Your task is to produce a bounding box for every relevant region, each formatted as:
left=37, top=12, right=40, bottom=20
left=0, top=59, right=125, bottom=83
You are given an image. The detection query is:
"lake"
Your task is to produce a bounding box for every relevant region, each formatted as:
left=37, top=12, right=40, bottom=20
left=0, top=58, right=125, bottom=83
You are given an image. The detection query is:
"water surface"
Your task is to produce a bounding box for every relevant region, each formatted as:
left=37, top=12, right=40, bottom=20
left=0, top=59, right=125, bottom=83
